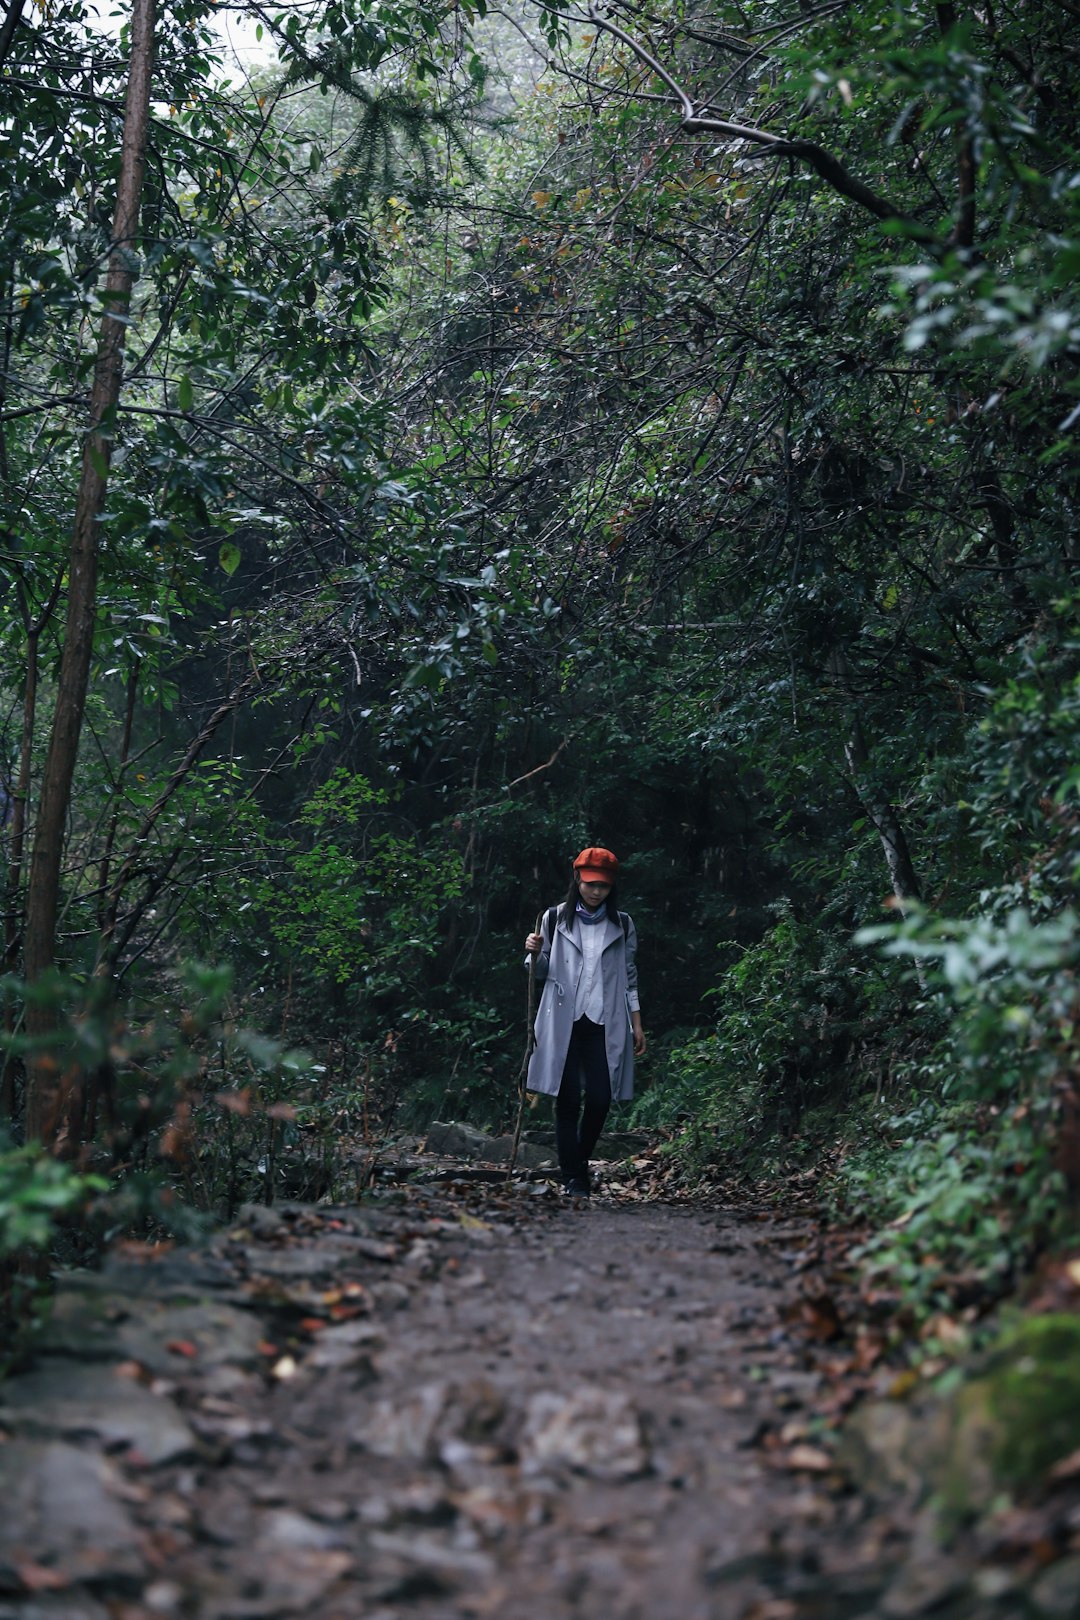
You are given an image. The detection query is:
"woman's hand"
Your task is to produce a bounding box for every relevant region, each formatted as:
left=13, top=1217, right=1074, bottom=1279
left=631, top=1011, right=647, bottom=1057
left=525, top=931, right=544, bottom=953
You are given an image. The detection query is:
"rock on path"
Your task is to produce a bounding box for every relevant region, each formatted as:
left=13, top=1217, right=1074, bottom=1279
left=0, top=1183, right=903, bottom=1619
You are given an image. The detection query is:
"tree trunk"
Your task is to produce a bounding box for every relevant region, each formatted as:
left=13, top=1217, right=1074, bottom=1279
left=0, top=0, right=28, bottom=76
left=22, top=0, right=157, bottom=1144
left=2, top=615, right=39, bottom=1118
left=828, top=648, right=922, bottom=910
left=96, top=660, right=141, bottom=933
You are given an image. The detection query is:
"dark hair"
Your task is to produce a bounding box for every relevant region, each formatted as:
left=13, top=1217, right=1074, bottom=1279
left=559, top=872, right=620, bottom=933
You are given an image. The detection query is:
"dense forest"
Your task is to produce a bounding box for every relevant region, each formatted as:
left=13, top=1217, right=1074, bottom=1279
left=1, top=0, right=1077, bottom=1342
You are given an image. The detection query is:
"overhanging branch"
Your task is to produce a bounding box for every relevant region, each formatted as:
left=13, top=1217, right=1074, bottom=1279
left=581, top=3, right=940, bottom=245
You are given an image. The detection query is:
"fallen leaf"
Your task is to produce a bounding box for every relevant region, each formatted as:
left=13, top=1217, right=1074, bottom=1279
left=110, top=1239, right=174, bottom=1261
left=786, top=1290, right=844, bottom=1343
left=785, top=1444, right=833, bottom=1472
left=853, top=1331, right=886, bottom=1371
left=717, top=1387, right=748, bottom=1410
left=921, top=1312, right=967, bottom=1346
left=15, top=1563, right=70, bottom=1593
left=166, top=1338, right=199, bottom=1359
left=1049, top=1446, right=1080, bottom=1483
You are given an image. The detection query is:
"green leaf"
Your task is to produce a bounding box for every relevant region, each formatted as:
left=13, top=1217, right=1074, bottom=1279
left=219, top=541, right=241, bottom=577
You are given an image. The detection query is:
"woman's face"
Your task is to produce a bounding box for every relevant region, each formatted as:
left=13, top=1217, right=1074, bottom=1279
left=576, top=876, right=611, bottom=910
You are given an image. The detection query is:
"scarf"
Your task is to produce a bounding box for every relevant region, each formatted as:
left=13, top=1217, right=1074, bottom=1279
left=575, top=899, right=607, bottom=925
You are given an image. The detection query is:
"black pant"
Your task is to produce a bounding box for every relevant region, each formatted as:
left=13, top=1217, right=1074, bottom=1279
left=555, top=1017, right=611, bottom=1183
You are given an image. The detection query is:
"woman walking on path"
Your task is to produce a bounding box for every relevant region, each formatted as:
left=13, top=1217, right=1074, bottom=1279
left=524, top=847, right=646, bottom=1195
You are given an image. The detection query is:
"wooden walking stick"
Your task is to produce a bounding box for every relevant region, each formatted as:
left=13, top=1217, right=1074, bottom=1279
left=508, top=910, right=544, bottom=1181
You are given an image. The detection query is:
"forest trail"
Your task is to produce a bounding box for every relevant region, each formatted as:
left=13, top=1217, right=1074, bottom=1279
left=3, top=1176, right=917, bottom=1620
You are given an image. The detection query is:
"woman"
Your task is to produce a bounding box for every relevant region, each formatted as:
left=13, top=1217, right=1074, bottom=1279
left=524, top=847, right=646, bottom=1195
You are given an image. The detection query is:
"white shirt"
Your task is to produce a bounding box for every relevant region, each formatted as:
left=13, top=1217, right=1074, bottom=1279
left=573, top=917, right=607, bottom=1023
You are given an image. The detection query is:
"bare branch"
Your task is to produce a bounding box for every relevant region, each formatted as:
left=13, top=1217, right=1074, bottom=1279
left=580, top=3, right=939, bottom=242
left=505, top=738, right=571, bottom=790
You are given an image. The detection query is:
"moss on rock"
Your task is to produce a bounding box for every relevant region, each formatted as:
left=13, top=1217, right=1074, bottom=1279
left=941, top=1314, right=1080, bottom=1521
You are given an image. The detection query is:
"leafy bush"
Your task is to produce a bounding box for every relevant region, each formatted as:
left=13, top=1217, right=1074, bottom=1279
left=266, top=767, right=467, bottom=989
left=3, top=963, right=324, bottom=1225
left=0, top=1138, right=107, bottom=1257
left=632, top=907, right=873, bottom=1160
left=841, top=1104, right=1064, bottom=1316
left=0, top=1136, right=108, bottom=1370
left=858, top=905, right=1079, bottom=1099
left=838, top=905, right=1079, bottom=1314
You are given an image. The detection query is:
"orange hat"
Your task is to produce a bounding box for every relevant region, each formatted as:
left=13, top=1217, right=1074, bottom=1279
left=573, top=847, right=619, bottom=883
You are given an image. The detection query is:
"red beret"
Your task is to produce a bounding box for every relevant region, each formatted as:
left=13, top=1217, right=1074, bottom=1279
left=573, top=847, right=619, bottom=882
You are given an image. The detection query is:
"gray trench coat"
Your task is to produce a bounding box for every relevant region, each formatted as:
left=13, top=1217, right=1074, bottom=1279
left=524, top=906, right=639, bottom=1101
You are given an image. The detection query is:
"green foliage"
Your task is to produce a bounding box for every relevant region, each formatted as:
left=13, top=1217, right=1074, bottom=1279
left=822, top=606, right=1080, bottom=1313
left=631, top=909, right=872, bottom=1160
left=1, top=962, right=322, bottom=1223
left=836, top=898, right=1078, bottom=1313
left=264, top=768, right=466, bottom=987
left=859, top=905, right=1079, bottom=1094
left=0, top=1138, right=106, bottom=1257
left=0, top=1138, right=107, bottom=1370
left=841, top=1102, right=1064, bottom=1316
left=961, top=603, right=1080, bottom=908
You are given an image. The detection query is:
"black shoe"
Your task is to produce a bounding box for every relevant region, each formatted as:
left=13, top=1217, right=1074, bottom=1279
left=563, top=1177, right=591, bottom=1197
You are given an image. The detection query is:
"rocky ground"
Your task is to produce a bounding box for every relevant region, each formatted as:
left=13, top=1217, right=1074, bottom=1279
left=2, top=1154, right=1079, bottom=1620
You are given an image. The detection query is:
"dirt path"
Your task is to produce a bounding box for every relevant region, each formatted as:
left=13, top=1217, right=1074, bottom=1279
left=2, top=1180, right=903, bottom=1620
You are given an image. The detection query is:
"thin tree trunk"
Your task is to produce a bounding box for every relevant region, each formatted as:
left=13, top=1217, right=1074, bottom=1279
left=0, top=0, right=28, bottom=76
left=22, top=0, right=157, bottom=1144
left=96, top=660, right=141, bottom=931
left=828, top=648, right=923, bottom=910
left=2, top=569, right=65, bottom=1118
left=2, top=609, right=40, bottom=1117
left=936, top=3, right=977, bottom=249
left=3, top=573, right=66, bottom=970
left=975, top=459, right=1030, bottom=616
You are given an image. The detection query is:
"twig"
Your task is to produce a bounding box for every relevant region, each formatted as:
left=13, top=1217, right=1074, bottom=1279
left=505, top=739, right=570, bottom=790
